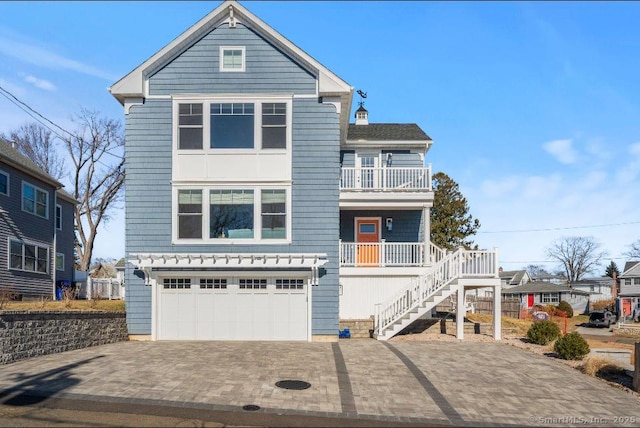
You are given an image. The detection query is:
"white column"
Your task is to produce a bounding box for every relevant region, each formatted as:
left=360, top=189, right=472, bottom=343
left=493, top=284, right=502, bottom=340
left=456, top=287, right=465, bottom=340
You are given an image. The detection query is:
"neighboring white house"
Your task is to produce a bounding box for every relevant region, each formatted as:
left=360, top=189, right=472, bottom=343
left=570, top=278, right=615, bottom=303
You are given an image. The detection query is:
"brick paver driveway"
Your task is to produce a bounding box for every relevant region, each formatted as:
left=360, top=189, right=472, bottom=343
left=0, top=340, right=638, bottom=426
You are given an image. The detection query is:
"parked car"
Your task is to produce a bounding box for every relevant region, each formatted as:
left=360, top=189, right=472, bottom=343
left=588, top=311, right=616, bottom=328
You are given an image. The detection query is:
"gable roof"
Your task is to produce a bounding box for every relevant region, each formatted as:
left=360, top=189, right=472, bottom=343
left=109, top=1, right=352, bottom=100
left=621, top=261, right=640, bottom=277
left=502, top=281, right=590, bottom=295
left=0, top=138, right=62, bottom=188
left=499, top=269, right=529, bottom=285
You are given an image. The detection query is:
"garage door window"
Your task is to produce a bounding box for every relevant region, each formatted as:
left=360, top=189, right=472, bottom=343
left=276, top=279, right=304, bottom=290
left=163, top=278, right=191, bottom=289
left=200, top=278, right=227, bottom=289
left=239, top=279, right=267, bottom=289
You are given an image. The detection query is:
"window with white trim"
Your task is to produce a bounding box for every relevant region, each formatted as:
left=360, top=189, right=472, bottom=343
left=56, top=204, right=62, bottom=230
left=209, top=189, right=254, bottom=239
left=9, top=239, right=49, bottom=274
left=634, top=278, right=640, bottom=285
left=625, top=279, right=632, bottom=285
left=175, top=187, right=289, bottom=243
left=178, top=103, right=203, bottom=149
left=56, top=253, right=64, bottom=271
left=22, top=182, right=48, bottom=218
left=175, top=100, right=289, bottom=151
left=163, top=278, right=191, bottom=289
left=220, top=46, right=245, bottom=72
left=541, top=293, right=559, bottom=304
left=178, top=190, right=202, bottom=239
left=0, top=171, right=8, bottom=196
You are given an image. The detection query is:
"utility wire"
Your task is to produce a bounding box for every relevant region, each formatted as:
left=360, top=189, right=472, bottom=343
left=478, top=220, right=640, bottom=234
left=0, top=85, right=124, bottom=162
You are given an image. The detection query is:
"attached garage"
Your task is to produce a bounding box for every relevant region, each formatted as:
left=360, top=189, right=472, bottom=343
left=157, top=275, right=308, bottom=340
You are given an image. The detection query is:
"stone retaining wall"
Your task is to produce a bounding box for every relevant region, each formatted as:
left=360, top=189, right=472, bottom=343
left=0, top=311, right=128, bottom=364
left=613, top=324, right=640, bottom=338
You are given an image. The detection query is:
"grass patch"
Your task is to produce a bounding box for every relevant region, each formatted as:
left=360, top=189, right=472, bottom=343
left=466, top=313, right=532, bottom=335
left=1, top=299, right=125, bottom=312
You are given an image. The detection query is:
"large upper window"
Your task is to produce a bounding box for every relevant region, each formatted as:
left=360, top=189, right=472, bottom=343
left=210, top=103, right=254, bottom=149
left=178, top=103, right=203, bottom=150
left=22, top=182, right=48, bottom=218
left=178, top=190, right=202, bottom=239
left=220, top=46, right=245, bottom=72
left=209, top=190, right=254, bottom=239
left=175, top=100, right=289, bottom=151
left=175, top=187, right=288, bottom=242
left=0, top=171, right=8, bottom=196
left=10, top=239, right=48, bottom=274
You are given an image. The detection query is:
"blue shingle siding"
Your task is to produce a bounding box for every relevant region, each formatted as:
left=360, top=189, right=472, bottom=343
left=124, top=97, right=340, bottom=334
left=0, top=163, right=56, bottom=297
left=56, top=198, right=76, bottom=282
left=340, top=210, right=422, bottom=243
left=149, top=24, right=316, bottom=96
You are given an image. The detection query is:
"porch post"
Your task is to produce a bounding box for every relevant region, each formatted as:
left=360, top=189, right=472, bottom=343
left=493, top=284, right=502, bottom=340
left=423, top=206, right=430, bottom=265
left=456, top=286, right=465, bottom=340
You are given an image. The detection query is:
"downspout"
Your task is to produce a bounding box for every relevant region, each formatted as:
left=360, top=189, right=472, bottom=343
left=52, top=190, right=58, bottom=299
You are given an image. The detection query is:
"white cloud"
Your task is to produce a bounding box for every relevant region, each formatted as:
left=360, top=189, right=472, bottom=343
left=543, top=139, right=577, bottom=164
left=0, top=31, right=117, bottom=82
left=21, top=74, right=56, bottom=91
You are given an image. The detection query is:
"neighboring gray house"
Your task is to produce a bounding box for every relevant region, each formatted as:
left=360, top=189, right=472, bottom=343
left=499, top=269, right=531, bottom=288
left=619, top=261, right=640, bottom=321
left=570, top=277, right=615, bottom=302
left=503, top=281, right=590, bottom=315
left=109, top=0, right=500, bottom=342
left=0, top=139, right=77, bottom=299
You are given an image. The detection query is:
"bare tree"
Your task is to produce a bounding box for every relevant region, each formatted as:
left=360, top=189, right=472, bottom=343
left=546, top=236, right=606, bottom=282
left=624, top=239, right=640, bottom=259
left=2, top=123, right=65, bottom=180
left=64, top=109, right=125, bottom=271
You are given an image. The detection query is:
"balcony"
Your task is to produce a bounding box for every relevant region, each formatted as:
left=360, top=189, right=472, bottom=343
left=339, top=241, right=445, bottom=267
left=340, top=165, right=432, bottom=192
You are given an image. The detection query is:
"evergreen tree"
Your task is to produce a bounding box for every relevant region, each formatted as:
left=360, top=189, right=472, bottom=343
left=430, top=172, right=480, bottom=251
left=605, top=261, right=620, bottom=278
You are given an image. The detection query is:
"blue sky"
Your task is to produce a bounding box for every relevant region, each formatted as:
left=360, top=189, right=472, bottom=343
left=0, top=1, right=639, bottom=274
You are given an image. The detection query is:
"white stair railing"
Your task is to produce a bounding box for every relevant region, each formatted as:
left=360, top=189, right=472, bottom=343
left=374, top=248, right=498, bottom=337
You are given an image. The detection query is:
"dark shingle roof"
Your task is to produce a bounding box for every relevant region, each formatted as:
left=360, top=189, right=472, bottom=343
left=502, top=281, right=590, bottom=295
left=0, top=138, right=61, bottom=187
left=623, top=261, right=639, bottom=274
left=347, top=124, right=431, bottom=141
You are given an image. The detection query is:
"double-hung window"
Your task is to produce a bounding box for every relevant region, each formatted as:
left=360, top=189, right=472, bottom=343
left=22, top=182, right=48, bottom=218
left=56, top=253, right=64, bottom=271
left=178, top=190, right=202, bottom=239
left=261, top=103, right=286, bottom=149
left=178, top=103, right=203, bottom=149
left=56, top=204, right=62, bottom=230
left=261, top=190, right=286, bottom=239
left=541, top=293, right=559, bottom=304
left=9, top=239, right=49, bottom=274
left=0, top=171, right=8, bottom=196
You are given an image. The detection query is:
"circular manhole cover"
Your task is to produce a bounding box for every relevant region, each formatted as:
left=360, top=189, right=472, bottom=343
left=242, top=404, right=261, bottom=411
left=275, top=380, right=311, bottom=390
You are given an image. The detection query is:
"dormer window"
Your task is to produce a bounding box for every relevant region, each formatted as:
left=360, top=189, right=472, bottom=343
left=220, top=46, right=245, bottom=72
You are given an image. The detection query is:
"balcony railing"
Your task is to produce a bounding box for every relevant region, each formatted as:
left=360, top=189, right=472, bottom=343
left=340, top=165, right=432, bottom=191
left=340, top=241, right=443, bottom=267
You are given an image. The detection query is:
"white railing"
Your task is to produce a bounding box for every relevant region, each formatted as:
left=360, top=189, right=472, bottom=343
left=340, top=166, right=432, bottom=191
left=374, top=248, right=499, bottom=335
left=340, top=241, right=431, bottom=267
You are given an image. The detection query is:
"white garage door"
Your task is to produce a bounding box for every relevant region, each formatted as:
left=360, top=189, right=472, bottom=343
left=158, top=276, right=308, bottom=340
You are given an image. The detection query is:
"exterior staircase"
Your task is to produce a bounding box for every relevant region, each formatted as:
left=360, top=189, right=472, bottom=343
left=374, top=247, right=498, bottom=340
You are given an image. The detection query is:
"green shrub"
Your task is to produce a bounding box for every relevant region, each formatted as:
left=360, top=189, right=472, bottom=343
left=557, top=300, right=574, bottom=318
left=526, top=320, right=561, bottom=345
left=554, top=332, right=590, bottom=360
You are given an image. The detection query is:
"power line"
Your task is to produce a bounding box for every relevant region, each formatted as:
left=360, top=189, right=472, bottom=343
left=0, top=84, right=124, bottom=162
left=478, top=220, right=640, bottom=234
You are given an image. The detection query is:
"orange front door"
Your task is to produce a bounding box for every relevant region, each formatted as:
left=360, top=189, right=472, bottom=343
left=356, top=218, right=380, bottom=266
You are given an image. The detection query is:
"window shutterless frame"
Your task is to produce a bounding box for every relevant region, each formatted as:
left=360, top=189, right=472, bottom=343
left=219, top=46, right=246, bottom=72
left=22, top=181, right=49, bottom=219
left=0, top=170, right=9, bottom=196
